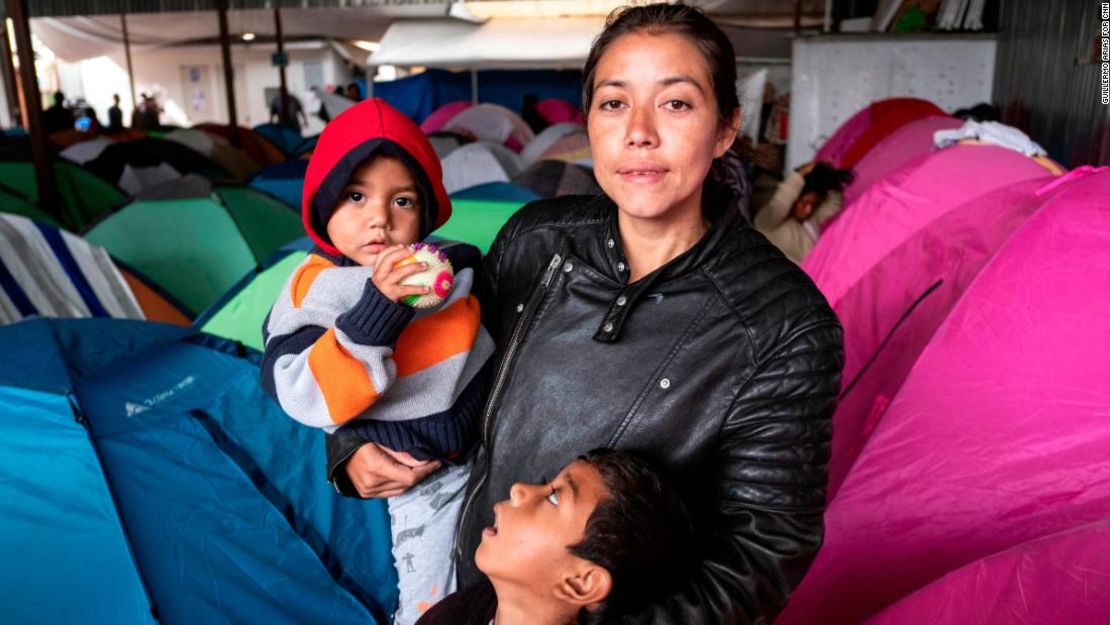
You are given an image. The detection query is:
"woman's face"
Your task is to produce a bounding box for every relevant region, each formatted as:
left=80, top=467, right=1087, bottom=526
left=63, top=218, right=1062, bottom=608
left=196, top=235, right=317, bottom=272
left=587, top=31, right=736, bottom=225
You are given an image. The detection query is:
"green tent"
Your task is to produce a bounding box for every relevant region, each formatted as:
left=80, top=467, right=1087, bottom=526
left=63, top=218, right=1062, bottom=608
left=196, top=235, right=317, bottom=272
left=197, top=242, right=311, bottom=351
left=0, top=184, right=59, bottom=226
left=0, top=160, right=126, bottom=231
left=85, top=181, right=302, bottom=316
left=436, top=197, right=533, bottom=254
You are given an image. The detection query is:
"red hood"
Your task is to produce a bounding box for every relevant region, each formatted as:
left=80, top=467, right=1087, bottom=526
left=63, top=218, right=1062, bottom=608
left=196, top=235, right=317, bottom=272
left=302, top=98, right=451, bottom=256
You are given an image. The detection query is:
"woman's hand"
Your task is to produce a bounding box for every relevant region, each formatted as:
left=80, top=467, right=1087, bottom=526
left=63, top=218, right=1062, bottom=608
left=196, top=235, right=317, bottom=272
left=345, top=442, right=442, bottom=498
left=372, top=245, right=430, bottom=303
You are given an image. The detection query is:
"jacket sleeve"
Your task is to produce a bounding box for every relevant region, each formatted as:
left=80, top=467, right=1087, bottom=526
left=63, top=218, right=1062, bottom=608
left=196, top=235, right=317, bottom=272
left=261, top=276, right=415, bottom=431
left=622, top=319, right=844, bottom=625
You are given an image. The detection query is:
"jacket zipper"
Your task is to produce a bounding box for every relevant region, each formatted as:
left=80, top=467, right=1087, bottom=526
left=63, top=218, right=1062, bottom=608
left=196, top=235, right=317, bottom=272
left=454, top=252, right=563, bottom=558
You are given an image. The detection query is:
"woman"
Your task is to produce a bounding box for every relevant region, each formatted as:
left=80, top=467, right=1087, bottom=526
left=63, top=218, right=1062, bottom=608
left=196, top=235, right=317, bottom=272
left=329, top=4, right=843, bottom=623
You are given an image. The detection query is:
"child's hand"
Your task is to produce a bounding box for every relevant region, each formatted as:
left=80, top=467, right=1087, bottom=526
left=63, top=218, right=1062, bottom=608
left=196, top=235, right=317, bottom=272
left=346, top=442, right=441, bottom=498
left=371, top=245, right=431, bottom=303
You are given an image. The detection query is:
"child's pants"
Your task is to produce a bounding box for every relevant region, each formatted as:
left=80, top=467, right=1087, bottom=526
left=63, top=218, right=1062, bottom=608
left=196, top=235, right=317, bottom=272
left=387, top=462, right=471, bottom=625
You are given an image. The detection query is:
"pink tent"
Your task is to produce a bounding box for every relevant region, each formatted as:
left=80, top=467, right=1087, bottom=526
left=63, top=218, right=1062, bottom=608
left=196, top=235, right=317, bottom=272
left=445, top=104, right=535, bottom=153
left=844, top=116, right=963, bottom=204
left=420, top=101, right=472, bottom=134
left=536, top=98, right=584, bottom=125
left=815, top=98, right=946, bottom=169
left=777, top=168, right=1110, bottom=625
left=803, top=144, right=1059, bottom=308
left=867, top=519, right=1110, bottom=625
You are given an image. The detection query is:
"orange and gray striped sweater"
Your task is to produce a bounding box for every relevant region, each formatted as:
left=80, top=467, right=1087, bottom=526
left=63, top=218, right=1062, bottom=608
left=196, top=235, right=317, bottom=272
left=260, top=243, right=494, bottom=462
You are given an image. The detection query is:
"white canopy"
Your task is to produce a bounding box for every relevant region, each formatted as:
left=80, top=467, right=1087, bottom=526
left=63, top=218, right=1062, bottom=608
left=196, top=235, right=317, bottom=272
left=369, top=17, right=604, bottom=69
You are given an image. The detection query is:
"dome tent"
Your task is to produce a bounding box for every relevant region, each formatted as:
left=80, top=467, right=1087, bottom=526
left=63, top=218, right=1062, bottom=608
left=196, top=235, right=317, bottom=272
left=84, top=176, right=302, bottom=315
left=0, top=317, right=397, bottom=624
left=778, top=168, right=1110, bottom=625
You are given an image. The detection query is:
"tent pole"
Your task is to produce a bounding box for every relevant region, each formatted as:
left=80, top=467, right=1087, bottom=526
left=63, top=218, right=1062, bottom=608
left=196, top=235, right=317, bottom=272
left=793, top=0, right=802, bottom=36
left=274, top=5, right=289, bottom=127
left=0, top=19, right=21, bottom=127
left=120, top=13, right=137, bottom=112
left=6, top=0, right=62, bottom=222
left=823, top=0, right=833, bottom=32
left=470, top=68, right=478, bottom=105
left=215, top=0, right=240, bottom=147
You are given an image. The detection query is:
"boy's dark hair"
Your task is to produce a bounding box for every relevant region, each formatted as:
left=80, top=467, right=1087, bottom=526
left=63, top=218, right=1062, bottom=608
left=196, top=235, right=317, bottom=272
left=568, top=448, right=693, bottom=622
left=800, top=162, right=855, bottom=198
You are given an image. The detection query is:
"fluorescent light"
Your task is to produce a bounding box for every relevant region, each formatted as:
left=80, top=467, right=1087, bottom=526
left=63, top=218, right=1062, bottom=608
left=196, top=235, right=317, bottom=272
left=353, top=40, right=380, bottom=52
left=241, top=32, right=256, bottom=41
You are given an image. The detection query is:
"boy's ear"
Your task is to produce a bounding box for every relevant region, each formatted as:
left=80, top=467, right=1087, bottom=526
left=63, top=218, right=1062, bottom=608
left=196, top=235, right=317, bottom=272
left=553, top=564, right=612, bottom=608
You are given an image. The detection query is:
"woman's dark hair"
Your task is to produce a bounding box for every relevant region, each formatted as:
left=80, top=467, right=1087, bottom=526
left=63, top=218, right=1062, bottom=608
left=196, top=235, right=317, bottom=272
left=568, top=448, right=693, bottom=623
left=800, top=162, right=856, bottom=198
left=581, top=3, right=740, bottom=129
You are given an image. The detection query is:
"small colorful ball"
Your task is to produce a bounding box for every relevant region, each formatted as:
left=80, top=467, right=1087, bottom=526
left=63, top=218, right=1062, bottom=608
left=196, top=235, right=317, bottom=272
left=397, top=242, right=455, bottom=309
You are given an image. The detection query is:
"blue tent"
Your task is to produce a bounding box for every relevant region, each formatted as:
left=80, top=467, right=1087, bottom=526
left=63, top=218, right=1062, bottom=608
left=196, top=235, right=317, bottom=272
left=253, top=123, right=304, bottom=157
left=249, top=159, right=308, bottom=209
left=0, top=318, right=397, bottom=624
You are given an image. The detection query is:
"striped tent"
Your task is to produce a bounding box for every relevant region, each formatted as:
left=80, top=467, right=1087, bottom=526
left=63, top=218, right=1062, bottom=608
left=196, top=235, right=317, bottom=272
left=0, top=214, right=188, bottom=327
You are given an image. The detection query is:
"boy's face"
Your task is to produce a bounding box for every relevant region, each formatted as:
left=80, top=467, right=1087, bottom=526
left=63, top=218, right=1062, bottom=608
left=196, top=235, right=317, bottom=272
left=325, top=156, right=422, bottom=267
left=476, top=460, right=609, bottom=589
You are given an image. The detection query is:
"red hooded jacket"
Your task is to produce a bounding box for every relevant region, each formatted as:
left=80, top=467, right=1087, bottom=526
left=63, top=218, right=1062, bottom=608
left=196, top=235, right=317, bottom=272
left=302, top=98, right=452, bottom=257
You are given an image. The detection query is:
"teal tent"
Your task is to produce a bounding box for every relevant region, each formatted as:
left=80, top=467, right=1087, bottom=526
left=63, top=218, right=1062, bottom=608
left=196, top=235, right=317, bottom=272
left=0, top=318, right=397, bottom=624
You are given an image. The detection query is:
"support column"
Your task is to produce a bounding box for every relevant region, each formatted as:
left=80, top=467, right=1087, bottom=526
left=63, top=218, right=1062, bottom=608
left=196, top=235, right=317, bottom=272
left=6, top=0, right=61, bottom=222
left=215, top=0, right=240, bottom=146
left=120, top=13, right=137, bottom=111
left=274, top=5, right=289, bottom=126
left=0, top=19, right=21, bottom=126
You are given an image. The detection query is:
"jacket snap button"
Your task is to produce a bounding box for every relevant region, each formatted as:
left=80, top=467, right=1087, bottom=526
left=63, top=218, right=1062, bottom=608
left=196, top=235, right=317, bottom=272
left=563, top=262, right=574, bottom=273
left=616, top=295, right=627, bottom=306
left=603, top=322, right=614, bottom=332
left=607, top=238, right=615, bottom=249
left=659, top=378, right=671, bottom=389
left=617, top=262, right=626, bottom=272
left=516, top=303, right=524, bottom=313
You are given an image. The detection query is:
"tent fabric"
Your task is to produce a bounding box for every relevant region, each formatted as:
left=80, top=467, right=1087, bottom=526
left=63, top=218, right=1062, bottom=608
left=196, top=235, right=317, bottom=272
left=372, top=68, right=583, bottom=126
left=60, top=135, right=115, bottom=164
left=802, top=144, right=1059, bottom=309
left=0, top=213, right=144, bottom=325
left=512, top=159, right=600, bottom=198
left=0, top=159, right=127, bottom=231
left=823, top=175, right=1055, bottom=497
left=420, top=101, right=473, bottom=134
left=370, top=17, right=603, bottom=69
left=249, top=159, right=309, bottom=209
left=520, top=122, right=584, bottom=165
left=0, top=317, right=398, bottom=623
left=435, top=198, right=530, bottom=254
left=843, top=115, right=963, bottom=203
left=116, top=265, right=192, bottom=327
left=252, top=123, right=305, bottom=160
left=84, top=186, right=302, bottom=315
left=85, top=138, right=234, bottom=193
left=539, top=131, right=591, bottom=163
left=0, top=184, right=59, bottom=226
left=536, top=98, right=584, bottom=126
left=427, top=131, right=471, bottom=160
left=165, top=128, right=261, bottom=180
left=440, top=141, right=524, bottom=194
left=445, top=103, right=535, bottom=152
left=866, top=520, right=1110, bottom=625
left=197, top=239, right=313, bottom=351
left=815, top=98, right=947, bottom=169
left=197, top=123, right=287, bottom=168
left=450, top=181, right=541, bottom=204
left=777, top=168, right=1110, bottom=625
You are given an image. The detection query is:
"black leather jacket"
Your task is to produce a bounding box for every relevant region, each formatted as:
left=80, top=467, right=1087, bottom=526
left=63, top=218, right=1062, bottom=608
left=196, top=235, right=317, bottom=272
left=329, top=190, right=843, bottom=624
